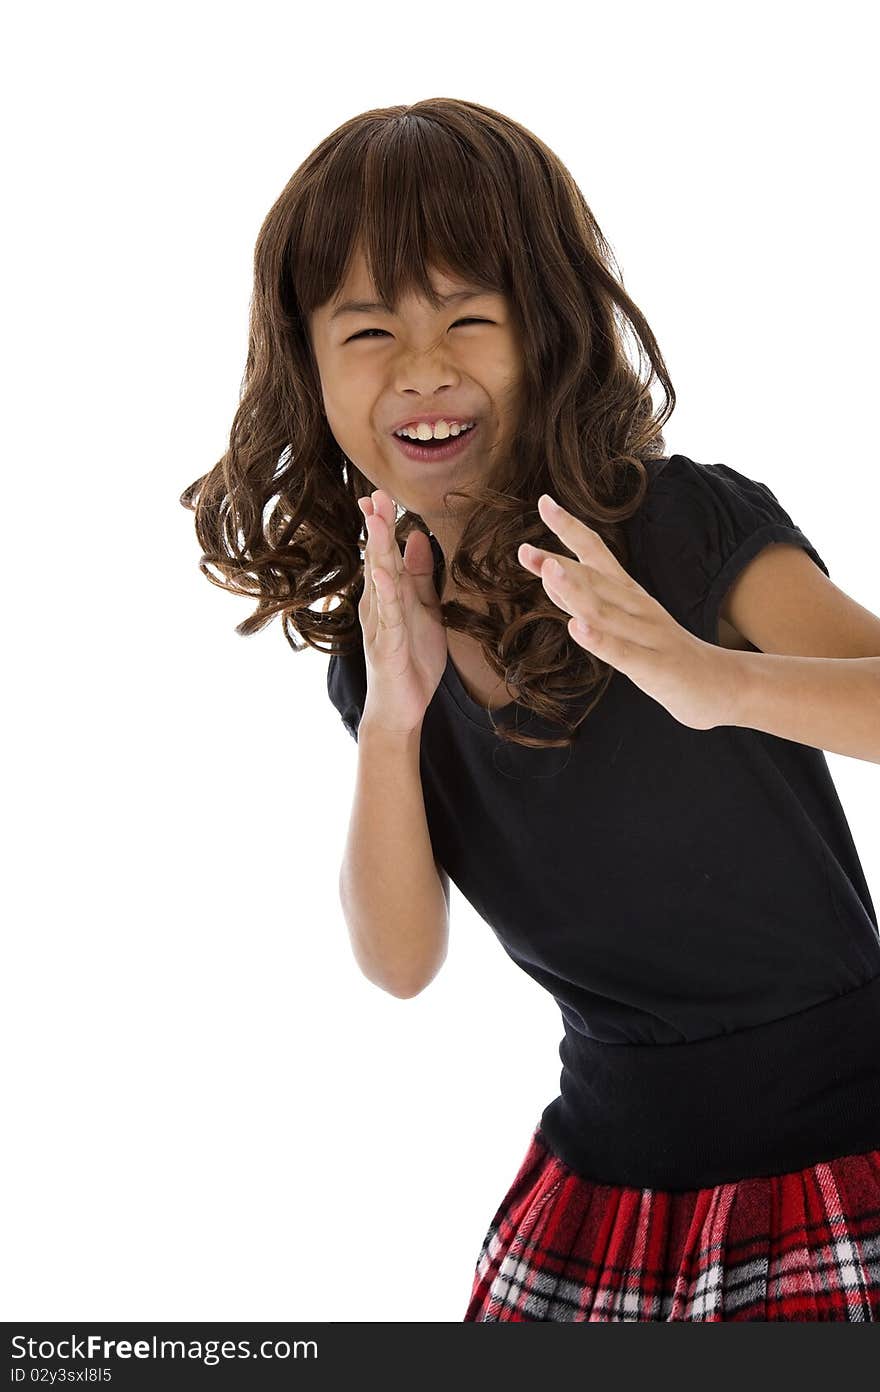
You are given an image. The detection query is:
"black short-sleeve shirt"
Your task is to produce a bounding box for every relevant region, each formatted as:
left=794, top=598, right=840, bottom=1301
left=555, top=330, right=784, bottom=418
left=326, top=453, right=880, bottom=1189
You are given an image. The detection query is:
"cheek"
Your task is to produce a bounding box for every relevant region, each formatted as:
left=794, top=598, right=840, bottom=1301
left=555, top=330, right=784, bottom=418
left=324, top=369, right=378, bottom=425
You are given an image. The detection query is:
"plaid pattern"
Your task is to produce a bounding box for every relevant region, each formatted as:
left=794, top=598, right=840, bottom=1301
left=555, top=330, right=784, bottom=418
left=464, top=1125, right=880, bottom=1321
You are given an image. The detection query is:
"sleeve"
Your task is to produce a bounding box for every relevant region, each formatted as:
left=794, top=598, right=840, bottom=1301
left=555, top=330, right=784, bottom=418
left=326, top=640, right=368, bottom=744
left=644, top=454, right=830, bottom=644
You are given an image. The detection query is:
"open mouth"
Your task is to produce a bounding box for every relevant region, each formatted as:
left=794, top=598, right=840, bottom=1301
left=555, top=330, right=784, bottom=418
left=391, top=422, right=480, bottom=463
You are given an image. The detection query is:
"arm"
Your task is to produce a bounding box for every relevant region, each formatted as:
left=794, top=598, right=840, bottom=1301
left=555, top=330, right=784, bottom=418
left=726, top=652, right=880, bottom=763
left=519, top=499, right=880, bottom=762
left=717, top=540, right=880, bottom=762
left=338, top=716, right=450, bottom=999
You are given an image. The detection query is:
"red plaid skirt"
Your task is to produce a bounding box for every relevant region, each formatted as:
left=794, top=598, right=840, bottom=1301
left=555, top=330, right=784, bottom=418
left=464, top=1125, right=880, bottom=1321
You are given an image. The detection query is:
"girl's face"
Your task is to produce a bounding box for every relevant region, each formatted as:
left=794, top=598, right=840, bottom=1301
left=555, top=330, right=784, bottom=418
left=308, top=243, right=524, bottom=522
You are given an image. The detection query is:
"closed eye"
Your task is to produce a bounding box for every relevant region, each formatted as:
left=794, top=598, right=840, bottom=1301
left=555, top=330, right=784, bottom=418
left=346, top=318, right=493, bottom=343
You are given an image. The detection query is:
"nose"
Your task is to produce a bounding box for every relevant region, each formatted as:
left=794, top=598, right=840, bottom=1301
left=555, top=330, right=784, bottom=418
left=393, top=348, right=462, bottom=399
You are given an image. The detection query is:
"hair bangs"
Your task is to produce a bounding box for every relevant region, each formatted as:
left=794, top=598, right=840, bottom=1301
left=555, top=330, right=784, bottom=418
left=292, top=110, right=515, bottom=320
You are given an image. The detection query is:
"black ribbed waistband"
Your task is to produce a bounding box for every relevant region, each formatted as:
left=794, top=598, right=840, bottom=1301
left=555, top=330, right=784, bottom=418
left=537, top=974, right=880, bottom=1191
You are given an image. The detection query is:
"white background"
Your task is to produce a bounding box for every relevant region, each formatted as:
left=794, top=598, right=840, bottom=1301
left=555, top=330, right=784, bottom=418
left=3, top=0, right=878, bottom=1323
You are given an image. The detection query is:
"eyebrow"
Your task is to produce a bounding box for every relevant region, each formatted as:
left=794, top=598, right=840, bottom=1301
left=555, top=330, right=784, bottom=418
left=329, top=288, right=490, bottom=321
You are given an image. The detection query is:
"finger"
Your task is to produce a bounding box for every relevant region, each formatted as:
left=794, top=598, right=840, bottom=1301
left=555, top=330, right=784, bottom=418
left=536, top=493, right=632, bottom=584
left=566, top=614, right=636, bottom=672
left=366, top=493, right=403, bottom=581
left=403, top=528, right=441, bottom=610
left=372, top=489, right=404, bottom=574
left=365, top=512, right=406, bottom=634
left=358, top=496, right=377, bottom=637
left=518, top=542, right=646, bottom=619
left=541, top=563, right=661, bottom=649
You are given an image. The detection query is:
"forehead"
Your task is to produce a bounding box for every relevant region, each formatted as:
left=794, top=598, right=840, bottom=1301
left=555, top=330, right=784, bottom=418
left=330, top=244, right=478, bottom=306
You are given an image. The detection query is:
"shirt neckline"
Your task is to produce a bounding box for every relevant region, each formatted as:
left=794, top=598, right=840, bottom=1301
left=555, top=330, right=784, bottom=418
left=440, top=649, right=522, bottom=726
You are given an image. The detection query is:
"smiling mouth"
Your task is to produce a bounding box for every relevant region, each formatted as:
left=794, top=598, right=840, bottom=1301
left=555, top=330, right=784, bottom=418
left=390, top=422, right=481, bottom=463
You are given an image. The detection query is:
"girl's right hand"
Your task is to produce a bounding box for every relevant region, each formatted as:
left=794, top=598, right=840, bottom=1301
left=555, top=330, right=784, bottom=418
left=356, top=489, right=448, bottom=736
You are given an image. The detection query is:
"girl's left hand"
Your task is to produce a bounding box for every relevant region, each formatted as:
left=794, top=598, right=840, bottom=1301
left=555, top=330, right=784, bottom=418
left=518, top=494, right=738, bottom=732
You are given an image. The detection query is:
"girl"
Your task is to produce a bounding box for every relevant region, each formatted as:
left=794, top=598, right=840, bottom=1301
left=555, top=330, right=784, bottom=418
left=180, top=97, right=880, bottom=1320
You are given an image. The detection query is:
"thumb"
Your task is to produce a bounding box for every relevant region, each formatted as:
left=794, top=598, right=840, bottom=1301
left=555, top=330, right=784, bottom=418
left=402, top=529, right=442, bottom=610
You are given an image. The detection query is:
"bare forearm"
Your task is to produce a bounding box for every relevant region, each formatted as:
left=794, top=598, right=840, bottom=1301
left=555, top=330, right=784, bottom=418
left=728, top=652, right=880, bottom=763
left=339, top=715, right=449, bottom=997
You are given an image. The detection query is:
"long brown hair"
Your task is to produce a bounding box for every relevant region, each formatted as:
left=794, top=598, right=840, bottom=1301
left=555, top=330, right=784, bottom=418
left=179, top=97, right=674, bottom=749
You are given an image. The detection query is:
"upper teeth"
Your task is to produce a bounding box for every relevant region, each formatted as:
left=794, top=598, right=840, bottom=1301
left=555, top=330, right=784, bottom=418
left=394, top=419, right=476, bottom=440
